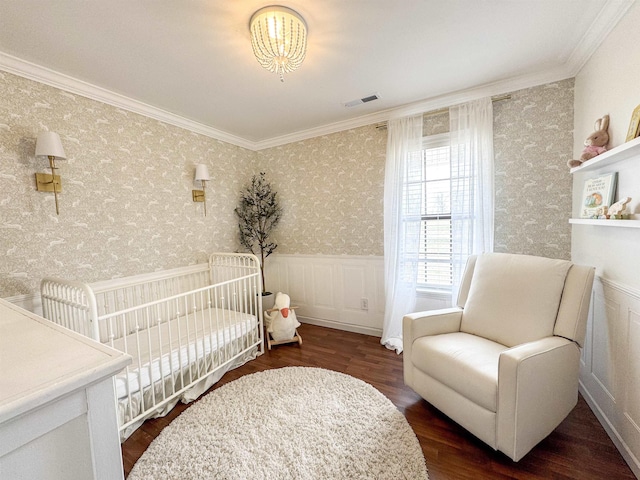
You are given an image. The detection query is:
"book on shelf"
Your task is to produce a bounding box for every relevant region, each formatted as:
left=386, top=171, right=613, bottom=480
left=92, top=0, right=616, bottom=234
left=580, top=172, right=617, bottom=219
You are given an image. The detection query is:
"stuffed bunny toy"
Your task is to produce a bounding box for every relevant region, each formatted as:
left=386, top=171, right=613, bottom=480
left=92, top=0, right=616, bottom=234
left=568, top=115, right=609, bottom=168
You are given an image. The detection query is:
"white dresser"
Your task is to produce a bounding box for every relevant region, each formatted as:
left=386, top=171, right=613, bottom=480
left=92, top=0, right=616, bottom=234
left=0, top=299, right=131, bottom=480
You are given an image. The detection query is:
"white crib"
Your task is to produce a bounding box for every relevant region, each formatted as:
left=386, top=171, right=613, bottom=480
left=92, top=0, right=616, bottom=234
left=40, top=253, right=264, bottom=440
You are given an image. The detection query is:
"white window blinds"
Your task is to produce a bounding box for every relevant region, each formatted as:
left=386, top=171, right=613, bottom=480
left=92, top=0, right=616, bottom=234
left=410, top=134, right=453, bottom=290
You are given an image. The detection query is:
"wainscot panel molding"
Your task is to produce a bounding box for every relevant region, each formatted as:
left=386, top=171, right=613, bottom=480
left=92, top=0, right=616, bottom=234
left=3, top=293, right=42, bottom=316
left=264, top=254, right=384, bottom=337
left=579, top=276, right=640, bottom=477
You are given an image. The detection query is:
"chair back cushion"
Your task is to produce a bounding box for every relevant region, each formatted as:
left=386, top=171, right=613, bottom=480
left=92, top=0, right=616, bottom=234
left=554, top=264, right=595, bottom=347
left=456, top=255, right=478, bottom=308
left=460, top=253, right=572, bottom=347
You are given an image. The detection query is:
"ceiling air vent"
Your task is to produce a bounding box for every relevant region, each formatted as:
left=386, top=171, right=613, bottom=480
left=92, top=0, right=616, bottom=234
left=343, top=93, right=381, bottom=108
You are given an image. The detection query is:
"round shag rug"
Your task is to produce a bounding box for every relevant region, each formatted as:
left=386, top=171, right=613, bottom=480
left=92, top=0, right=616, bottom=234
left=129, top=367, right=428, bottom=480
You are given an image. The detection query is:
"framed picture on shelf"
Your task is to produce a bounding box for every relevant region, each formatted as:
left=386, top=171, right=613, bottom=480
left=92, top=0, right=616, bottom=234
left=581, top=172, right=618, bottom=219
left=626, top=103, right=640, bottom=142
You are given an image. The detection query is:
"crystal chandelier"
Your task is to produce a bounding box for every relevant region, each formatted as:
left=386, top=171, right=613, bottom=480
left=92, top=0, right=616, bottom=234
left=250, top=6, right=307, bottom=82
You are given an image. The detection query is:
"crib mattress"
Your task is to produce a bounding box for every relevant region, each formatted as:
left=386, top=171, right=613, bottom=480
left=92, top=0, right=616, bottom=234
left=109, top=308, right=258, bottom=400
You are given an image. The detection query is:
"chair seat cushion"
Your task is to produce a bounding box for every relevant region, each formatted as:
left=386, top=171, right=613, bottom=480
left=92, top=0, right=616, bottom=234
left=411, top=332, right=508, bottom=412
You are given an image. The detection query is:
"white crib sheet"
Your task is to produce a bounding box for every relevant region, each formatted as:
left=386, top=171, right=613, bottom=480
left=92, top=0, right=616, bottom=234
left=109, top=307, right=257, bottom=400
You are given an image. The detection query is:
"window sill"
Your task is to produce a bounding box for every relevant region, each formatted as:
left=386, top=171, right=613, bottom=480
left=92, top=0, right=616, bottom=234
left=416, top=288, right=452, bottom=300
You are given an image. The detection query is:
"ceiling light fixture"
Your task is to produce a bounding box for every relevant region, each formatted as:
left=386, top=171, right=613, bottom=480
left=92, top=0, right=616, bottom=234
left=249, top=5, right=307, bottom=82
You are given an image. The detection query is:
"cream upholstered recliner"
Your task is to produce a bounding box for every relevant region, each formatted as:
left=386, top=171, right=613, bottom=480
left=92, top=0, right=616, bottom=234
left=403, top=252, right=595, bottom=461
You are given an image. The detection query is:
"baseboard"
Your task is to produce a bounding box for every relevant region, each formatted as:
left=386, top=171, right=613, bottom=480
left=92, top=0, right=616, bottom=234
left=298, top=315, right=382, bottom=338
left=579, top=382, right=640, bottom=478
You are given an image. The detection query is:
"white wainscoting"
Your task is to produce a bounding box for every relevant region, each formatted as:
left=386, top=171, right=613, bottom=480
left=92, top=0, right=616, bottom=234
left=579, top=276, right=640, bottom=477
left=264, top=254, right=386, bottom=337
left=3, top=293, right=42, bottom=316
left=7, top=254, right=453, bottom=341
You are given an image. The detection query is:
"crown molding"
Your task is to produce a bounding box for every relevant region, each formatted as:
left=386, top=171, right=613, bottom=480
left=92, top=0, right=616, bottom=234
left=0, top=51, right=256, bottom=151
left=0, top=0, right=633, bottom=152
left=254, top=65, right=574, bottom=150
left=256, top=0, right=635, bottom=151
left=0, top=49, right=590, bottom=153
left=564, top=0, right=636, bottom=76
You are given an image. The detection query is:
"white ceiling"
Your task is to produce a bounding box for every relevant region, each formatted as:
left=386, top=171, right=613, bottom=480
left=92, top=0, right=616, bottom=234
left=0, top=1, right=635, bottom=149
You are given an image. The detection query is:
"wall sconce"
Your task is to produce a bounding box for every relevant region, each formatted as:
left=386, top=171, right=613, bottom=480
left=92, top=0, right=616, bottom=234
left=35, top=131, right=67, bottom=215
left=192, top=164, right=210, bottom=216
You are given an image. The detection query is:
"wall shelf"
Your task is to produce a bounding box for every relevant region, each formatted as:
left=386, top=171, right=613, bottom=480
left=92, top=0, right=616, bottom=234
left=570, top=136, right=640, bottom=227
left=569, top=218, right=640, bottom=228
left=570, top=136, right=640, bottom=173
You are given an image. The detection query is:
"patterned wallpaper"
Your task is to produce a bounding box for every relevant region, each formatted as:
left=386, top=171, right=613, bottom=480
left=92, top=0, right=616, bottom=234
left=257, top=127, right=388, bottom=256
left=493, top=79, right=574, bottom=259
left=0, top=69, right=573, bottom=298
left=0, top=71, right=255, bottom=297
left=260, top=79, right=574, bottom=260
left=422, top=111, right=450, bottom=137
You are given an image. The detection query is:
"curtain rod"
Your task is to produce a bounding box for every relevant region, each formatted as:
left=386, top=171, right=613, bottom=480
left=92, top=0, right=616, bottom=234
left=375, top=94, right=511, bottom=130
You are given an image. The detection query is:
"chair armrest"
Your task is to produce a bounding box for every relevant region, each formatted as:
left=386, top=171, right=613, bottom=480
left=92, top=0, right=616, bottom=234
left=497, top=336, right=581, bottom=461
left=403, top=307, right=463, bottom=342
left=402, top=307, right=463, bottom=388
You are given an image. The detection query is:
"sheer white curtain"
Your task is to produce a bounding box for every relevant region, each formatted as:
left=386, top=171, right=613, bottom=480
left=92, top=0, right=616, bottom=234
left=381, top=114, right=423, bottom=353
left=449, top=97, right=495, bottom=304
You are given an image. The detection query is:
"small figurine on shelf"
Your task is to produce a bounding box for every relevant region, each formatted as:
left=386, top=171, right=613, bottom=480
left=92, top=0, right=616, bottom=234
left=607, top=197, right=632, bottom=219
left=597, top=206, right=609, bottom=219
left=568, top=115, right=610, bottom=168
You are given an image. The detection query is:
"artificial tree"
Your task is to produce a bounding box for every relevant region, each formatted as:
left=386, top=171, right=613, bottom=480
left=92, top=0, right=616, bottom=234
left=234, top=172, right=282, bottom=295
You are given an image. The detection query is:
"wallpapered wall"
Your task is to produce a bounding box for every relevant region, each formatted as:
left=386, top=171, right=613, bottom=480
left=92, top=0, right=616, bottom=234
left=262, top=78, right=575, bottom=260
left=0, top=69, right=574, bottom=299
left=493, top=79, right=574, bottom=258
left=257, top=127, right=387, bottom=256
left=0, top=71, right=255, bottom=297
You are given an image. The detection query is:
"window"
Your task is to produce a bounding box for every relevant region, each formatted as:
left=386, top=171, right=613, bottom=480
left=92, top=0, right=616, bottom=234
left=408, top=134, right=452, bottom=290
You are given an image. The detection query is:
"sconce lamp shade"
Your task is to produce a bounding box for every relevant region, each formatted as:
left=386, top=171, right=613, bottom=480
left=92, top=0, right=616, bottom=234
left=193, top=164, right=210, bottom=216
left=35, top=132, right=66, bottom=159
left=34, top=131, right=66, bottom=215
left=194, top=164, right=210, bottom=182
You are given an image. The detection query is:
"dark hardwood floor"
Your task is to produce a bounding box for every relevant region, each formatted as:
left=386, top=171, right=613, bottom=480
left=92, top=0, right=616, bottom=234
left=122, top=323, right=635, bottom=479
